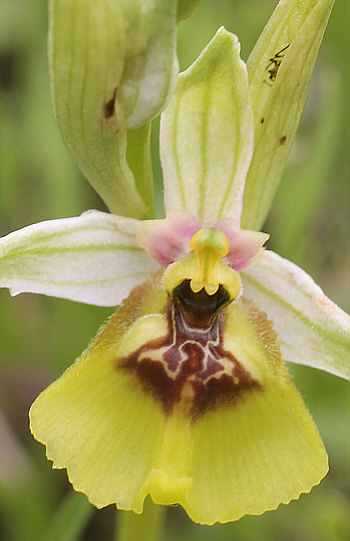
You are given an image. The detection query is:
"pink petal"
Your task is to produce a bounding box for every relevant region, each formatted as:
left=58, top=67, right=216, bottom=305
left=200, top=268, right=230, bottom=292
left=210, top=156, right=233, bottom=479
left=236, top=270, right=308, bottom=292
left=138, top=211, right=201, bottom=267
left=214, top=218, right=269, bottom=271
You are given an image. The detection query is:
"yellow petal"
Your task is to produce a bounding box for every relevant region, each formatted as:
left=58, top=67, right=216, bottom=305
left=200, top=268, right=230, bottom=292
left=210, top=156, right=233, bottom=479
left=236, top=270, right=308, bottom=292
left=29, top=273, right=328, bottom=524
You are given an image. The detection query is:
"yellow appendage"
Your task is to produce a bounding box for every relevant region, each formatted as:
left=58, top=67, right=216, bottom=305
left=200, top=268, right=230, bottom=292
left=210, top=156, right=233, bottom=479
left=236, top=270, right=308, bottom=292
left=164, top=228, right=241, bottom=299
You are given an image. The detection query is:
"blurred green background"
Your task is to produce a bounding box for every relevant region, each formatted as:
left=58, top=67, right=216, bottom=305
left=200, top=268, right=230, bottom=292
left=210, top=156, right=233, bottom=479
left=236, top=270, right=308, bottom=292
left=0, top=1, right=349, bottom=540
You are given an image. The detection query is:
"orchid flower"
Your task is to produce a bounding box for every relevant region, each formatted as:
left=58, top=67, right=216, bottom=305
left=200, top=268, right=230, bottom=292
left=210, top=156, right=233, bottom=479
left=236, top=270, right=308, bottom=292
left=0, top=0, right=349, bottom=527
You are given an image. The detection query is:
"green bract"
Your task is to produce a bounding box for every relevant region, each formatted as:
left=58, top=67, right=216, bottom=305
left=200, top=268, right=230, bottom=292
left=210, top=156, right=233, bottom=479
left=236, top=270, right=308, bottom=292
left=49, top=0, right=178, bottom=219
left=243, top=0, right=335, bottom=231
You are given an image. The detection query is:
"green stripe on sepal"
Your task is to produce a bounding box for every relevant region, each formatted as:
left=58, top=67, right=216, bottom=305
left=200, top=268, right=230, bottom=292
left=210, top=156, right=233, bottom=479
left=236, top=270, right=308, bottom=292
left=161, top=27, right=254, bottom=225
left=0, top=211, right=157, bottom=306
left=241, top=250, right=350, bottom=380
left=49, top=0, right=178, bottom=219
left=242, top=0, right=335, bottom=231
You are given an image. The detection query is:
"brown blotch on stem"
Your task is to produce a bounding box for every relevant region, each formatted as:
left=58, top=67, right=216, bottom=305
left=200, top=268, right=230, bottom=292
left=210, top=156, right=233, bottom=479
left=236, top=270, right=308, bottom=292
left=260, top=117, right=265, bottom=123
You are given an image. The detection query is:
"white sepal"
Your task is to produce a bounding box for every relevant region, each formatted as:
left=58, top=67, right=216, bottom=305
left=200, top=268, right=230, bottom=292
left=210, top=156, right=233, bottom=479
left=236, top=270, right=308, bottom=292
left=0, top=210, right=158, bottom=306
left=241, top=250, right=350, bottom=379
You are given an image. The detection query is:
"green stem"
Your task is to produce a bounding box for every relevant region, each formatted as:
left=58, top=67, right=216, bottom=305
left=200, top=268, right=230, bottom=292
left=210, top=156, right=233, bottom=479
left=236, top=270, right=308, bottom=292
left=42, top=491, right=94, bottom=541
left=116, top=498, right=166, bottom=541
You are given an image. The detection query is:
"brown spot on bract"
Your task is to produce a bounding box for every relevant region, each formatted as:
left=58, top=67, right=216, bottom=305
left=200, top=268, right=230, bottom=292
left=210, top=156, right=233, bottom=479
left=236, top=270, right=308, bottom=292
left=260, top=117, right=265, bottom=123
left=279, top=135, right=287, bottom=145
left=104, top=87, right=117, bottom=119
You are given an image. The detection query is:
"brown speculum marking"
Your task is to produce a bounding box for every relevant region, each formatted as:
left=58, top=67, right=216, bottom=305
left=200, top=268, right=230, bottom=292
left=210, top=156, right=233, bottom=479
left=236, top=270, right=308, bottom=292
left=117, top=280, right=261, bottom=420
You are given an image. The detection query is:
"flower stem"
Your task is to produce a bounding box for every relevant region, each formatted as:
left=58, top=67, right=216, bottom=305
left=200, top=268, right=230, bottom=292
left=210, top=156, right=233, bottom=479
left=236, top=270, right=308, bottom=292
left=116, top=499, right=166, bottom=541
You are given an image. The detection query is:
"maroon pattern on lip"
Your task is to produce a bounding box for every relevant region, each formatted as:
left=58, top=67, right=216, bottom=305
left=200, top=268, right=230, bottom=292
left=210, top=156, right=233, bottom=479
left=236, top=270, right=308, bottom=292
left=117, top=281, right=261, bottom=420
